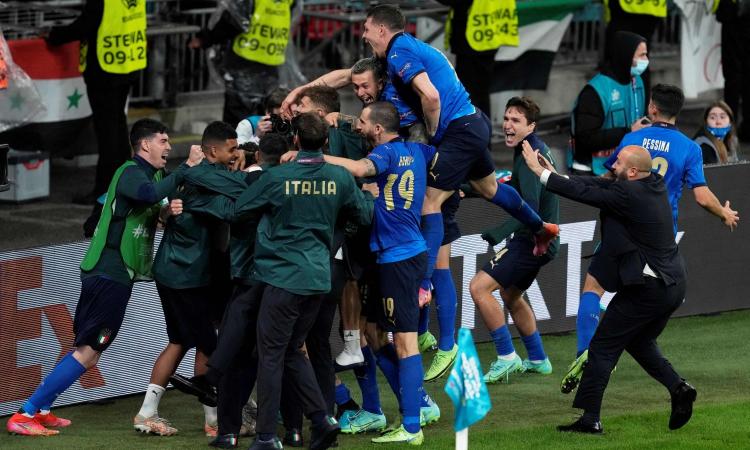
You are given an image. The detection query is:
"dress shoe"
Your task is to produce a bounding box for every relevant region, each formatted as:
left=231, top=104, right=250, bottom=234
left=310, top=416, right=340, bottom=450
left=249, top=436, right=283, bottom=449
left=209, top=433, right=239, bottom=448
left=557, top=417, right=603, bottom=434
left=669, top=381, right=697, bottom=430
left=283, top=427, right=303, bottom=447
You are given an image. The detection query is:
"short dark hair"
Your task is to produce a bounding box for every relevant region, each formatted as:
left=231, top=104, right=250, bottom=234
left=351, top=57, right=386, bottom=82
left=366, top=4, right=405, bottom=31
left=364, top=101, right=400, bottom=133
left=264, top=87, right=290, bottom=114
left=202, top=121, right=237, bottom=148
left=651, top=84, right=684, bottom=119
left=299, top=85, right=341, bottom=114
left=130, top=118, right=168, bottom=149
left=259, top=133, right=289, bottom=166
left=293, top=113, right=329, bottom=150
left=505, top=97, right=541, bottom=124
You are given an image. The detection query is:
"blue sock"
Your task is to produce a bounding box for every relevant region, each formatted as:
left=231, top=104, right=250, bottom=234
left=22, top=352, right=86, bottom=415
left=375, top=344, right=401, bottom=404
left=354, top=346, right=382, bottom=415
left=418, top=304, right=430, bottom=335
left=334, top=383, right=351, bottom=406
left=418, top=386, right=431, bottom=408
left=433, top=269, right=456, bottom=351
left=521, top=331, right=547, bottom=361
left=491, top=184, right=543, bottom=232
left=577, top=291, right=602, bottom=356
left=489, top=325, right=515, bottom=357
left=398, top=354, right=423, bottom=434
left=420, top=213, right=443, bottom=281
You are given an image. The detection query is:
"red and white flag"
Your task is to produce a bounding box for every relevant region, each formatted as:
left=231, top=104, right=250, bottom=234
left=8, top=38, right=91, bottom=122
left=2, top=38, right=92, bottom=153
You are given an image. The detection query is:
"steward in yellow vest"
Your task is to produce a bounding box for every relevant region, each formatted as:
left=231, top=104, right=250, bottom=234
left=46, top=0, right=149, bottom=202
left=189, top=0, right=295, bottom=128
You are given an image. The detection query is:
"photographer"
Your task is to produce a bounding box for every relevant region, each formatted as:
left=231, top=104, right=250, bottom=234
left=235, top=88, right=292, bottom=146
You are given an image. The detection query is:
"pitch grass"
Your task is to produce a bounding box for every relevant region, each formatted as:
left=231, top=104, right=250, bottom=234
left=2, top=310, right=749, bottom=449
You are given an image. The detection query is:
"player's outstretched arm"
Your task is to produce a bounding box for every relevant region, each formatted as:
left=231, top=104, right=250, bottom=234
left=693, top=186, right=739, bottom=231
left=323, top=155, right=377, bottom=178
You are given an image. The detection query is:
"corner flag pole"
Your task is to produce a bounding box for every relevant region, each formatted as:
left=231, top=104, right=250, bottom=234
left=456, top=427, right=468, bottom=450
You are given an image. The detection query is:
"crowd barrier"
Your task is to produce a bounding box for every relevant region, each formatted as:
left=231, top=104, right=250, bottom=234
left=1, top=162, right=747, bottom=416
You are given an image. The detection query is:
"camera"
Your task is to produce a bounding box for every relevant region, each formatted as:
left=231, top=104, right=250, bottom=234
left=269, top=114, right=292, bottom=134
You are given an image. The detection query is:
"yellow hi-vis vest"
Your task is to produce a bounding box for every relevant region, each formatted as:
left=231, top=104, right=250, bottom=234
left=81, top=0, right=147, bottom=74
left=611, top=0, right=668, bottom=20
left=465, top=0, right=518, bottom=51
left=232, top=0, right=292, bottom=66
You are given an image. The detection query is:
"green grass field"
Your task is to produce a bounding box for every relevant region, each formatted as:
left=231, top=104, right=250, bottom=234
left=2, top=310, right=749, bottom=449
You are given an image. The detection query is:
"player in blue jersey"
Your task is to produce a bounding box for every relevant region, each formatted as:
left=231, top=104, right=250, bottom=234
left=561, top=84, right=739, bottom=394
left=361, top=5, right=558, bottom=310
left=323, top=102, right=439, bottom=445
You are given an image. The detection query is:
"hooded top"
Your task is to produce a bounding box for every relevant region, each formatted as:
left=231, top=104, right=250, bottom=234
left=572, top=31, right=647, bottom=163
left=602, top=31, right=647, bottom=84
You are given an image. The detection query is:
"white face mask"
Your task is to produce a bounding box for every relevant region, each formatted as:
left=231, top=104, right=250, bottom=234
left=631, top=59, right=649, bottom=77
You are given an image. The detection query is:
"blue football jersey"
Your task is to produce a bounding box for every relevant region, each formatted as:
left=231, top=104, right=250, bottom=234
left=380, top=81, right=419, bottom=129
left=605, top=122, right=706, bottom=232
left=386, top=32, right=475, bottom=144
left=367, top=139, right=434, bottom=263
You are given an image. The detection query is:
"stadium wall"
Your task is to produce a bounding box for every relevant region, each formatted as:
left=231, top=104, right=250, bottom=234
left=1, top=163, right=748, bottom=416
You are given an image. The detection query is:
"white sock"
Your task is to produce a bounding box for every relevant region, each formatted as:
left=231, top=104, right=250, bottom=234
left=137, top=384, right=165, bottom=418
left=343, top=329, right=360, bottom=353
left=204, top=405, right=218, bottom=426
left=498, top=351, right=518, bottom=361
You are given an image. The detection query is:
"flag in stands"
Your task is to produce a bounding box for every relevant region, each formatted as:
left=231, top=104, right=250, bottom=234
left=490, top=0, right=589, bottom=93
left=2, top=38, right=92, bottom=153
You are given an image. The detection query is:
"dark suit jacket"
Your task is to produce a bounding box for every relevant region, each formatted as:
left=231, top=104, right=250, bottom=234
left=546, top=173, right=686, bottom=291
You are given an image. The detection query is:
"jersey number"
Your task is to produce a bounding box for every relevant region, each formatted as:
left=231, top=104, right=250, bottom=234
left=652, top=156, right=668, bottom=176
left=384, top=169, right=415, bottom=211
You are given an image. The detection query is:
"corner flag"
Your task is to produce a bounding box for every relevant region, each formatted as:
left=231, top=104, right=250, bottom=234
left=444, top=328, right=492, bottom=448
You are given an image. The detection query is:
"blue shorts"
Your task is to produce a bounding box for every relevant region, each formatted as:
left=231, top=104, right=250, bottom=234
left=441, top=190, right=461, bottom=246
left=73, top=276, right=132, bottom=352
left=428, top=111, right=494, bottom=190
left=481, top=237, right=551, bottom=291
left=376, top=252, right=427, bottom=333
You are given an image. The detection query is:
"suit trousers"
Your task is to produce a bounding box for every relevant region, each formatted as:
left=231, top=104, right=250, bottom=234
left=573, top=277, right=686, bottom=416
left=87, top=83, right=132, bottom=195
left=279, top=258, right=347, bottom=429
left=256, top=286, right=327, bottom=434
left=212, top=283, right=264, bottom=435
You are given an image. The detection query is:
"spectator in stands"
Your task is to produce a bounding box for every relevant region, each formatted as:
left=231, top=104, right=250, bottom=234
left=716, top=0, right=750, bottom=141
left=188, top=1, right=295, bottom=127
left=693, top=101, right=741, bottom=165
left=45, top=0, right=147, bottom=204
left=570, top=31, right=649, bottom=175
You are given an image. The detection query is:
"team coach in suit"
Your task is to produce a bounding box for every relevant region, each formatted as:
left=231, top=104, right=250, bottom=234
left=521, top=143, right=698, bottom=434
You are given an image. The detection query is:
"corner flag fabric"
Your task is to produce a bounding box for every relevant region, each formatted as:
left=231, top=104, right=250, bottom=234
left=444, top=328, right=492, bottom=431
